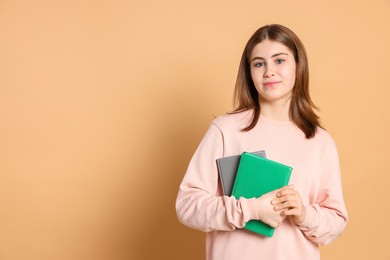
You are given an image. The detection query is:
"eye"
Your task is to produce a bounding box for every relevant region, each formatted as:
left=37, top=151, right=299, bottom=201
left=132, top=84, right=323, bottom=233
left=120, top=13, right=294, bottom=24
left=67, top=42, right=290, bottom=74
left=253, top=61, right=265, bottom=67
left=275, top=58, right=285, bottom=64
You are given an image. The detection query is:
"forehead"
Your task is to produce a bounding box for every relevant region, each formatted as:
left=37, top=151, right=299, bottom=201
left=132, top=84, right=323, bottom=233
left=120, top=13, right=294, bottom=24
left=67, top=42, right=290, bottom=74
left=250, top=39, right=293, bottom=58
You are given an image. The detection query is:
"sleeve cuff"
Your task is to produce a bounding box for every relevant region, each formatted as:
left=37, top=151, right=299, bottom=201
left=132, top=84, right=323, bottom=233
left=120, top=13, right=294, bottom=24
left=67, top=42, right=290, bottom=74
left=240, top=197, right=259, bottom=223
left=297, top=204, right=319, bottom=230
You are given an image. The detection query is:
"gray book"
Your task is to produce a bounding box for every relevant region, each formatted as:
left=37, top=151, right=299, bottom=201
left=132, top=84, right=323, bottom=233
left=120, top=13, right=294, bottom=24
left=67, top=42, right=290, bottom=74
left=216, top=151, right=266, bottom=196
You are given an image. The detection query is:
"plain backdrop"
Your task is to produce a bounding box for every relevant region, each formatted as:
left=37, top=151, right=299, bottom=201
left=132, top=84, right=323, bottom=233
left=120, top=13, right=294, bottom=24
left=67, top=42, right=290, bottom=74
left=1, top=0, right=389, bottom=259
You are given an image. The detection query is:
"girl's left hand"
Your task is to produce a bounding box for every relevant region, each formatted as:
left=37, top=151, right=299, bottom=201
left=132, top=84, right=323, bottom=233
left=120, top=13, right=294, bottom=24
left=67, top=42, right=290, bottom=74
left=271, top=185, right=306, bottom=225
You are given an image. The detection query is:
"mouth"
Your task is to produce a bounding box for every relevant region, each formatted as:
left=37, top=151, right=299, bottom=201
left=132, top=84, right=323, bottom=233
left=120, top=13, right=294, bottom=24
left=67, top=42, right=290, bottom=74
left=263, top=81, right=281, bottom=87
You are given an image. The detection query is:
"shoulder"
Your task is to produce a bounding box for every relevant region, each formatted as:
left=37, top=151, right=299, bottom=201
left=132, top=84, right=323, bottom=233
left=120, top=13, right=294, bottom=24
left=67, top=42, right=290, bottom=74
left=315, top=127, right=336, bottom=143
left=313, top=127, right=338, bottom=153
left=211, top=110, right=252, bottom=132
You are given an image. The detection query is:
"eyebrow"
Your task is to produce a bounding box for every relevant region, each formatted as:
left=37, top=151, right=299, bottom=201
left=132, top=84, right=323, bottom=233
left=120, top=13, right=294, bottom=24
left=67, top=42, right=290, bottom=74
left=251, top=52, right=289, bottom=62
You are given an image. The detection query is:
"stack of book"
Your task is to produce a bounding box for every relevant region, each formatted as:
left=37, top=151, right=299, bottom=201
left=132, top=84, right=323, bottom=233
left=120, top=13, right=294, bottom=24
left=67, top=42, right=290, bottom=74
left=216, top=151, right=292, bottom=237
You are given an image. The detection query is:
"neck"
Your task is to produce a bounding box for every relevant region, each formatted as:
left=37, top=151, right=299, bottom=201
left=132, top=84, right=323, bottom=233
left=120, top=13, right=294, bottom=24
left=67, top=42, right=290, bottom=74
left=259, top=98, right=291, bottom=122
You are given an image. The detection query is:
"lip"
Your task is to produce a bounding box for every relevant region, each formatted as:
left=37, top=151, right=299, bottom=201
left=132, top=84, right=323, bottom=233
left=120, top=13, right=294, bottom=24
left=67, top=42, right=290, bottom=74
left=263, top=81, right=280, bottom=87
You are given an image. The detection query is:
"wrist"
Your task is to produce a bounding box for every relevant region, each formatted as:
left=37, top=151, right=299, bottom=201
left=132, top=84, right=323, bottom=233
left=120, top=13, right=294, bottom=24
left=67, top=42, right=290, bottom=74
left=245, top=197, right=261, bottom=221
left=295, top=214, right=306, bottom=225
left=294, top=205, right=307, bottom=225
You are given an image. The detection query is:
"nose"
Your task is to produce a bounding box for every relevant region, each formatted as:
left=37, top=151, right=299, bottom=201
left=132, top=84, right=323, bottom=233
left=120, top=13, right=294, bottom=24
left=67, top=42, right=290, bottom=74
left=263, top=66, right=275, bottom=78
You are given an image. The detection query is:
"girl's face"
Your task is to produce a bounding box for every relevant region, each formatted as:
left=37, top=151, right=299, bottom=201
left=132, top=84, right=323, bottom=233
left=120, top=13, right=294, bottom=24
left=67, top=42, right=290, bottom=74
left=250, top=39, right=296, bottom=105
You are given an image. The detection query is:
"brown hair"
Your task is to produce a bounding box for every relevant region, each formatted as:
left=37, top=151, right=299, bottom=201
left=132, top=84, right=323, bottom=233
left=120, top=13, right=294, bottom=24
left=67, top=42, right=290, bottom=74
left=232, top=24, right=322, bottom=138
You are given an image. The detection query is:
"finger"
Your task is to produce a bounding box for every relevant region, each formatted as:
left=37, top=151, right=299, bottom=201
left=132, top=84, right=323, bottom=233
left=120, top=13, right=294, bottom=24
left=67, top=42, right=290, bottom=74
left=274, top=200, right=299, bottom=211
left=276, top=187, right=296, bottom=197
left=280, top=208, right=300, bottom=217
left=270, top=185, right=294, bottom=197
left=273, top=193, right=298, bottom=205
left=281, top=193, right=304, bottom=207
left=278, top=184, right=294, bottom=192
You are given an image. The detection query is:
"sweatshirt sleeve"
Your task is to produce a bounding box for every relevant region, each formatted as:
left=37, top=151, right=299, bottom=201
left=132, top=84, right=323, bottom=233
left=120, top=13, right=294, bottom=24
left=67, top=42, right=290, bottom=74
left=297, top=142, right=348, bottom=245
left=175, top=123, right=259, bottom=232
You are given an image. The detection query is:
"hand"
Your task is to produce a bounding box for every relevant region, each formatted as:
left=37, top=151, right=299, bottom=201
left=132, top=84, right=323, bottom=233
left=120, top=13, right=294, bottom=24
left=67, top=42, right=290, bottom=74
left=255, top=188, right=286, bottom=228
left=271, top=185, right=306, bottom=225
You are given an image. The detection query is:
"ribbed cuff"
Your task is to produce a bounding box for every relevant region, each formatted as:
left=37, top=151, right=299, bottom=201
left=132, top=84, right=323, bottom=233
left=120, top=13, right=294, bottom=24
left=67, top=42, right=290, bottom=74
left=240, top=197, right=259, bottom=222
left=297, top=204, right=318, bottom=230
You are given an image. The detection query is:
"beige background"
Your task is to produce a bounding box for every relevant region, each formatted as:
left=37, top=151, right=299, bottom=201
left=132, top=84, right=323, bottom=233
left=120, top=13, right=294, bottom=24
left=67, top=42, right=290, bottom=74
left=0, top=0, right=389, bottom=259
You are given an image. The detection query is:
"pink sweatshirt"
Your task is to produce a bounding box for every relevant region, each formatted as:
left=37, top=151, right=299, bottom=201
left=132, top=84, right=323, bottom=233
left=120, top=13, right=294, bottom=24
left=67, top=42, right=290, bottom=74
left=176, top=110, right=348, bottom=260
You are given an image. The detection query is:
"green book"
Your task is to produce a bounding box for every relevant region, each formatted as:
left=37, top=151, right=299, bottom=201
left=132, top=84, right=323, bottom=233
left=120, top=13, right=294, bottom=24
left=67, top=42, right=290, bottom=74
left=231, top=152, right=292, bottom=237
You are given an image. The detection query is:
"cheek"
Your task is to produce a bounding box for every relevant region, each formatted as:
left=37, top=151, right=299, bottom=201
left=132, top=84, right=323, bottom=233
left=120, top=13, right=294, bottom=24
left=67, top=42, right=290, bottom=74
left=282, top=68, right=296, bottom=87
left=250, top=69, right=263, bottom=85
left=289, top=73, right=296, bottom=87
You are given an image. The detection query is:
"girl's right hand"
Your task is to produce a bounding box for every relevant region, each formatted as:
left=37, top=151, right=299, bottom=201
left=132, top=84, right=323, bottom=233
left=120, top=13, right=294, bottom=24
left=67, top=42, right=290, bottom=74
left=255, top=188, right=286, bottom=227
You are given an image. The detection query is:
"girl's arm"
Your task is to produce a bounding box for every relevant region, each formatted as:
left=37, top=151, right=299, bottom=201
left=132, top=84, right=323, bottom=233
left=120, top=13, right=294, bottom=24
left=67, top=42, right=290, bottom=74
left=175, top=124, right=260, bottom=232
left=280, top=145, right=348, bottom=245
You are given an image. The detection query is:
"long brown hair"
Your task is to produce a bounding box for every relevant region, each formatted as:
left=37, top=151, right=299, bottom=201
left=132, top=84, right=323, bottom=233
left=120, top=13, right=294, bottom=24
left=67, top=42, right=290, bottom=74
left=232, top=24, right=321, bottom=138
